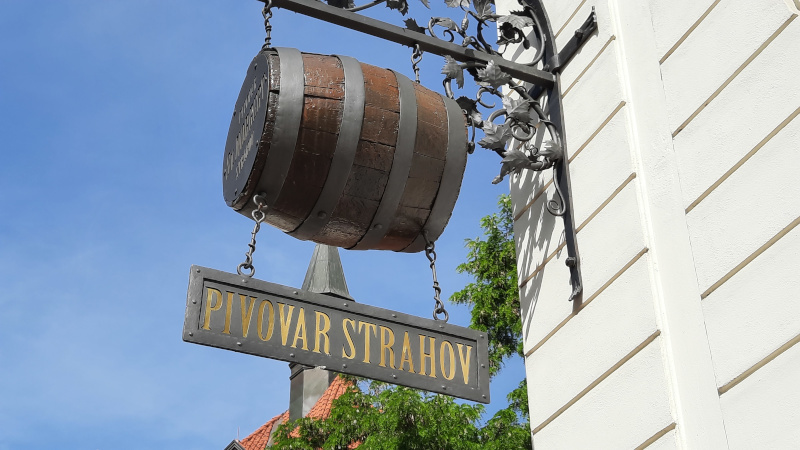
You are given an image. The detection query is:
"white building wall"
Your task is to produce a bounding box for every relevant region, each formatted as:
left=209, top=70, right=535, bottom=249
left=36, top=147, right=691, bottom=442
left=505, top=0, right=800, bottom=448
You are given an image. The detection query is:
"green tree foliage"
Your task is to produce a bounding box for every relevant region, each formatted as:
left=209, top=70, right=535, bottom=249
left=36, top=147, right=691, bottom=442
left=450, top=194, right=521, bottom=376
left=272, top=195, right=528, bottom=449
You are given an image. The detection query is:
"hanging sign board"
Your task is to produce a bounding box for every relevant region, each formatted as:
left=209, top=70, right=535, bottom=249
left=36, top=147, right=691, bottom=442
left=183, top=266, right=491, bottom=403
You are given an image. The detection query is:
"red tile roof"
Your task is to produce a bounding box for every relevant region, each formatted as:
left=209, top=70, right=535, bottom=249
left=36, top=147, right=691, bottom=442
left=239, top=376, right=355, bottom=449
left=305, top=375, right=353, bottom=420
left=239, top=410, right=289, bottom=450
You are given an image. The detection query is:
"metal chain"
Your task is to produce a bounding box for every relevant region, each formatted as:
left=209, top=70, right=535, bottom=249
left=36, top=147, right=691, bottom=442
left=237, top=193, right=268, bottom=277
left=411, top=44, right=423, bottom=83
left=423, top=232, right=449, bottom=322
left=261, top=0, right=274, bottom=51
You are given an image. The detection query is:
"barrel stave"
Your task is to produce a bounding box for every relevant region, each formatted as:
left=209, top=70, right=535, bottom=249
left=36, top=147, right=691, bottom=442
left=268, top=54, right=345, bottom=232
left=309, top=62, right=401, bottom=249
left=373, top=84, right=449, bottom=250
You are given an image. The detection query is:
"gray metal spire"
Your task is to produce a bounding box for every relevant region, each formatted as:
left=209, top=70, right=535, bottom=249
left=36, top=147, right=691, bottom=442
left=301, top=244, right=354, bottom=300
left=288, top=244, right=353, bottom=423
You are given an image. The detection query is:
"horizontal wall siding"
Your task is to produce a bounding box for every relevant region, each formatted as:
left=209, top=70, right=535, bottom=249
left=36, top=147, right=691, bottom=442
left=720, top=342, right=800, bottom=449
left=660, top=0, right=795, bottom=134
left=531, top=339, right=673, bottom=449
left=520, top=183, right=646, bottom=352
left=526, top=257, right=657, bottom=428
left=703, top=224, right=800, bottom=387
left=673, top=18, right=800, bottom=210
left=649, top=0, right=718, bottom=61
left=685, top=113, right=800, bottom=295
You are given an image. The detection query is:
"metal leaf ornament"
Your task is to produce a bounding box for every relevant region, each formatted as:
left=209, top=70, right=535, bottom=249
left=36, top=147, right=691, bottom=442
left=387, top=0, right=410, bottom=15
left=477, top=61, right=512, bottom=88
left=404, top=18, right=427, bottom=33
left=473, top=0, right=494, bottom=19
left=442, top=56, right=465, bottom=89
left=456, top=96, right=483, bottom=127
left=492, top=147, right=531, bottom=184
left=502, top=96, right=532, bottom=123
left=445, top=0, right=470, bottom=8
left=479, top=121, right=512, bottom=150
left=537, top=140, right=561, bottom=161
left=497, top=12, right=534, bottom=29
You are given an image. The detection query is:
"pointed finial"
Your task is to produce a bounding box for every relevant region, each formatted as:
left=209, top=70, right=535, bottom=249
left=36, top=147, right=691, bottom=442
left=301, top=244, right=354, bottom=301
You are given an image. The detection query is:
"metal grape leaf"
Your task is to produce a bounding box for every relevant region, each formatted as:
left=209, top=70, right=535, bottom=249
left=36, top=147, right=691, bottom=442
left=387, top=0, right=409, bottom=15
left=497, top=12, right=534, bottom=29
left=492, top=147, right=532, bottom=184
left=502, top=96, right=532, bottom=123
left=456, top=96, right=483, bottom=126
left=477, top=61, right=512, bottom=88
left=473, top=0, right=494, bottom=18
left=479, top=121, right=512, bottom=150
left=404, top=18, right=427, bottom=33
left=537, top=140, right=561, bottom=160
left=418, top=0, right=430, bottom=8
left=442, top=55, right=465, bottom=89
left=444, top=0, right=470, bottom=9
left=432, top=17, right=459, bottom=31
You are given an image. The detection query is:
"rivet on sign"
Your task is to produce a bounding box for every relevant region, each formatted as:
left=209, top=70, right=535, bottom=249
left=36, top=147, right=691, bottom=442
left=242, top=279, right=247, bottom=283
left=392, top=374, right=397, bottom=379
left=342, top=364, right=347, bottom=369
left=441, top=386, right=446, bottom=390
left=290, top=353, right=295, bottom=357
left=293, top=291, right=298, bottom=295
left=391, top=314, right=396, bottom=318
left=481, top=364, right=486, bottom=368
left=482, top=395, right=486, bottom=398
left=192, top=300, right=196, bottom=304
left=343, top=303, right=348, bottom=307
left=439, top=325, right=443, bottom=328
left=480, top=335, right=484, bottom=338
left=237, top=342, right=242, bottom=346
left=188, top=332, right=193, bottom=336
left=196, top=268, right=200, bottom=273
left=317, top=211, right=327, bottom=219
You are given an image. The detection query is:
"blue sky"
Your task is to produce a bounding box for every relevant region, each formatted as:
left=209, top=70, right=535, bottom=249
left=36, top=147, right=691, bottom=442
left=0, top=1, right=522, bottom=448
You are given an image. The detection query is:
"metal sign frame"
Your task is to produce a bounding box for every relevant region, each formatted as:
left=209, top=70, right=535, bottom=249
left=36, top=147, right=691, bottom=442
left=183, top=265, right=491, bottom=403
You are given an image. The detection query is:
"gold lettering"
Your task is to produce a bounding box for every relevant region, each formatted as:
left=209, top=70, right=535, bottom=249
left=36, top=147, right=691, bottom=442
left=202, top=288, right=223, bottom=330
left=239, top=295, right=257, bottom=338
left=399, top=331, right=415, bottom=373
left=358, top=322, right=378, bottom=364
left=440, top=341, right=456, bottom=381
left=222, top=292, right=234, bottom=334
left=379, top=326, right=396, bottom=368
left=313, top=311, right=331, bottom=354
left=342, top=319, right=357, bottom=359
left=291, top=308, right=309, bottom=350
left=456, top=344, right=473, bottom=385
left=278, top=303, right=295, bottom=346
left=257, top=299, right=275, bottom=341
left=419, top=335, right=436, bottom=378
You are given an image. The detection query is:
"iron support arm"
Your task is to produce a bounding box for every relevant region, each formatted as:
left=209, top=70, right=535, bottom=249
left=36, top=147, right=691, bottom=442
left=260, top=0, right=556, bottom=86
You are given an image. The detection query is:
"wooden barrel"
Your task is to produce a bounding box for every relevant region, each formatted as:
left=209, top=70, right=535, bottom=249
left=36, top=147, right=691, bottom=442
left=222, top=48, right=468, bottom=252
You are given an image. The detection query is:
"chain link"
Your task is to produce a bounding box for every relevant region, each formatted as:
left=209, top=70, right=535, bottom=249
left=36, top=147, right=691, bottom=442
left=237, top=193, right=268, bottom=277
left=423, top=232, right=449, bottom=322
left=411, top=44, right=423, bottom=83
left=261, top=0, right=274, bottom=51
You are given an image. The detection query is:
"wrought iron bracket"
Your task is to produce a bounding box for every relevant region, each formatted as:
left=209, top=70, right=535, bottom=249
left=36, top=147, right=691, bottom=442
left=255, top=0, right=594, bottom=302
